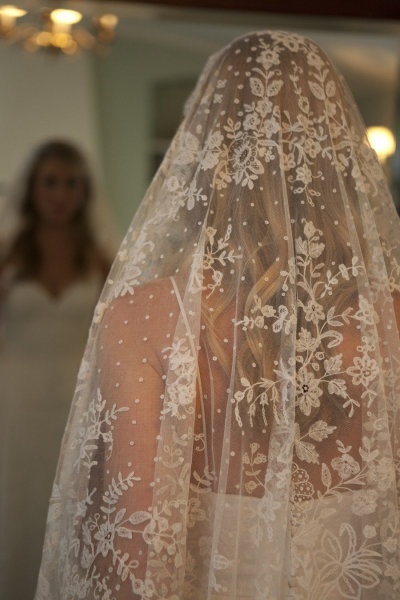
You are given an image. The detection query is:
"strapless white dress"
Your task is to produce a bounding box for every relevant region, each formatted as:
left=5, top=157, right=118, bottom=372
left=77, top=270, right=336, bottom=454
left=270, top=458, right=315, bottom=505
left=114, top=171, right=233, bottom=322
left=0, top=277, right=101, bottom=600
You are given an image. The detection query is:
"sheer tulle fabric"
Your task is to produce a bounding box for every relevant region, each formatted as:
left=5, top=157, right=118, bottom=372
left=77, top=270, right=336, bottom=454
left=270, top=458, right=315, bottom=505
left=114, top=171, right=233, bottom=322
left=35, top=31, right=400, bottom=599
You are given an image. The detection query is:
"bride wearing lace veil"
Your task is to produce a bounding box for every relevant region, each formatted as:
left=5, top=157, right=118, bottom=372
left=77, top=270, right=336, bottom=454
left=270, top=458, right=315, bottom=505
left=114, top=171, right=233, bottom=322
left=35, top=31, right=400, bottom=599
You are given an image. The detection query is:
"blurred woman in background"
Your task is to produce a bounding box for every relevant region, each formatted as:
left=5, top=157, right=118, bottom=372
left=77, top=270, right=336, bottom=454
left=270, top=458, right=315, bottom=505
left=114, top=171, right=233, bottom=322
left=0, top=140, right=111, bottom=600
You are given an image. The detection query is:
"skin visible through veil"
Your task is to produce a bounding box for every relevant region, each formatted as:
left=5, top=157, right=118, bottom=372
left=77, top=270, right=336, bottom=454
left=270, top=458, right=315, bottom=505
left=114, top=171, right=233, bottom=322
left=35, top=31, right=400, bottom=599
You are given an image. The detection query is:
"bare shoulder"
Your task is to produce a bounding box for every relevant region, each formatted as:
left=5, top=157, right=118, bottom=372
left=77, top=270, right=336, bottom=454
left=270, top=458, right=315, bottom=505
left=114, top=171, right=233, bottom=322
left=100, top=278, right=181, bottom=359
left=106, top=277, right=178, bottom=323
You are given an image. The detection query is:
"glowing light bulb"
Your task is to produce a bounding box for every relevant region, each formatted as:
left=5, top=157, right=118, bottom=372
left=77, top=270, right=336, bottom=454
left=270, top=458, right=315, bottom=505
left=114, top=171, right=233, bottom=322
left=367, top=126, right=396, bottom=162
left=98, top=14, right=118, bottom=29
left=0, top=4, right=26, bottom=18
left=0, top=4, right=27, bottom=32
left=50, top=8, right=82, bottom=34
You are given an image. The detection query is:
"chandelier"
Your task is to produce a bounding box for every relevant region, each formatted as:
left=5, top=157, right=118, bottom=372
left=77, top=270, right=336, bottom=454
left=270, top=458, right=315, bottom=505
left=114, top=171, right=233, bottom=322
left=0, top=3, right=118, bottom=55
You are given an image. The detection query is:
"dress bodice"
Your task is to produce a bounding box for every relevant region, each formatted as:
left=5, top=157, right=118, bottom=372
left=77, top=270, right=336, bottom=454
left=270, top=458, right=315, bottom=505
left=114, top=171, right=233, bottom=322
left=1, top=276, right=101, bottom=357
left=0, top=273, right=104, bottom=600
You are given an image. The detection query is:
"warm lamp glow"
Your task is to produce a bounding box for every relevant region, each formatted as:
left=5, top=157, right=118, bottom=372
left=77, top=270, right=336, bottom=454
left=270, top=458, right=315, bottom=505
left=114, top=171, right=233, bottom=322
left=0, top=4, right=26, bottom=17
left=0, top=4, right=26, bottom=32
left=98, top=14, right=118, bottom=29
left=50, top=9, right=82, bottom=26
left=367, top=126, right=396, bottom=162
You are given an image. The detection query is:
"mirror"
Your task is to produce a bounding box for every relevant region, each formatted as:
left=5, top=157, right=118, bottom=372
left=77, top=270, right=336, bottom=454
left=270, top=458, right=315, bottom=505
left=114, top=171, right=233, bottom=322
left=1, top=5, right=399, bottom=598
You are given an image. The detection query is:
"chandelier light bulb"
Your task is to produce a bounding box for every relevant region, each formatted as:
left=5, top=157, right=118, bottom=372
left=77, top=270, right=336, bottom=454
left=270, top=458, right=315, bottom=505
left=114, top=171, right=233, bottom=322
left=0, top=4, right=27, bottom=32
left=50, top=8, right=82, bottom=33
left=98, top=14, right=118, bottom=30
left=50, top=9, right=82, bottom=25
left=0, top=4, right=26, bottom=17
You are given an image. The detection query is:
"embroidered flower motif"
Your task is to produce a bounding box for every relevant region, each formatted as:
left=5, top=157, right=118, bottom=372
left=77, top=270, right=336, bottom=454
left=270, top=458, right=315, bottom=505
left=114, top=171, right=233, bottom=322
left=304, top=137, right=321, bottom=158
left=227, top=134, right=264, bottom=188
left=94, top=521, right=116, bottom=557
left=331, top=452, right=360, bottom=480
left=347, top=354, right=379, bottom=388
left=307, top=51, right=325, bottom=69
left=255, top=97, right=273, bottom=117
left=243, top=112, right=260, bottom=131
left=316, top=523, right=382, bottom=598
left=256, top=47, right=280, bottom=69
left=295, top=164, right=313, bottom=187
left=303, top=299, right=325, bottom=324
left=270, top=30, right=303, bottom=52
left=353, top=295, right=377, bottom=325
left=264, top=117, right=280, bottom=137
left=296, top=368, right=323, bottom=416
left=351, top=489, right=379, bottom=516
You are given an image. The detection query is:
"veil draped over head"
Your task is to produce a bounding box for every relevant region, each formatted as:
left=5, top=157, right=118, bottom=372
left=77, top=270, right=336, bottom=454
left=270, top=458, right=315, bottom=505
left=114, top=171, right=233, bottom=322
left=36, top=31, right=400, bottom=599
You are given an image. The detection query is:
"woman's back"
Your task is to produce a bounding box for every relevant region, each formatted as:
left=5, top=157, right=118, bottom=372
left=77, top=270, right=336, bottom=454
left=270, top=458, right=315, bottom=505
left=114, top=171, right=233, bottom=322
left=35, top=32, right=400, bottom=599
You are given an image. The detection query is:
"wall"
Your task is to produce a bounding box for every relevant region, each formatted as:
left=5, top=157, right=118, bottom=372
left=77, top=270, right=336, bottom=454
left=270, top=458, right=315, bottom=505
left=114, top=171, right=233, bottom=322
left=0, top=44, right=100, bottom=196
left=93, top=36, right=206, bottom=232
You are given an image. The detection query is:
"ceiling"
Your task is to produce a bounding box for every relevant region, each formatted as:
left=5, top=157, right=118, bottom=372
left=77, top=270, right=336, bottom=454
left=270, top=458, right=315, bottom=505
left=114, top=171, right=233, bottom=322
left=24, top=0, right=397, bottom=127
left=113, top=0, right=400, bottom=21
left=91, top=2, right=400, bottom=95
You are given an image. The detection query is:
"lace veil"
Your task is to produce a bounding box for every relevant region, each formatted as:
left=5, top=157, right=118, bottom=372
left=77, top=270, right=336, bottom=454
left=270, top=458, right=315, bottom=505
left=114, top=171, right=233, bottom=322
left=35, top=31, right=400, bottom=599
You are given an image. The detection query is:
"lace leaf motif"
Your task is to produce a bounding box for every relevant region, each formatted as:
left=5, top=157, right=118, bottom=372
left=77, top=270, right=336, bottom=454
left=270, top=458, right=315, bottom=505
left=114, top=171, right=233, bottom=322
left=71, top=388, right=129, bottom=470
